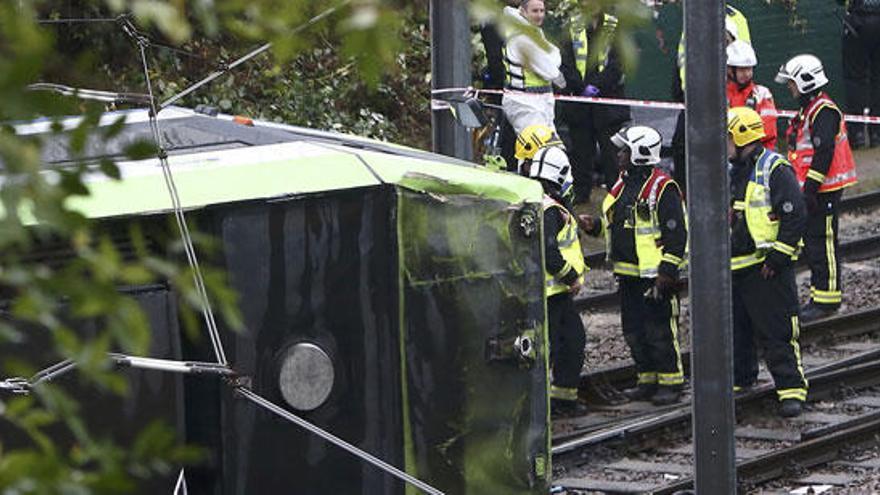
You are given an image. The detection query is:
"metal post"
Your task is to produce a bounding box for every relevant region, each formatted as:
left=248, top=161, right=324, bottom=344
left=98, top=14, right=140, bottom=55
left=429, top=0, right=473, bottom=160
left=685, top=0, right=736, bottom=493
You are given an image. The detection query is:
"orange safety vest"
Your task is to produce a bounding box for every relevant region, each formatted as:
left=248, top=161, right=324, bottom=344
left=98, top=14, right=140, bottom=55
left=727, top=80, right=777, bottom=150
left=786, top=92, right=857, bottom=193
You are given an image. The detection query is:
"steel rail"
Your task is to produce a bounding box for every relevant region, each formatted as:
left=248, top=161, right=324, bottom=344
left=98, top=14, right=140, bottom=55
left=575, top=306, right=880, bottom=401
left=552, top=346, right=880, bottom=456
left=653, top=359, right=880, bottom=494
left=553, top=307, right=880, bottom=446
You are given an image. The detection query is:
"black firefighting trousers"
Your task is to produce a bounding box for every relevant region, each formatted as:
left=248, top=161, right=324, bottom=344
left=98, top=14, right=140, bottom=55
left=619, top=276, right=683, bottom=387
left=548, top=292, right=586, bottom=400
left=804, top=190, right=843, bottom=309
left=733, top=265, right=808, bottom=401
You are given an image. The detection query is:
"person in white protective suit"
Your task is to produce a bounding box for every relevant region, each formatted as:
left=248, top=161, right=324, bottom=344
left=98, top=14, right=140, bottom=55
left=501, top=0, right=567, bottom=135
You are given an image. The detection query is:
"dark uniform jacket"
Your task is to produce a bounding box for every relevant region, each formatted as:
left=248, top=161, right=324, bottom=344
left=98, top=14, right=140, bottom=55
left=792, top=92, right=841, bottom=197
left=544, top=193, right=580, bottom=286
left=607, top=167, right=687, bottom=279
left=729, top=147, right=807, bottom=269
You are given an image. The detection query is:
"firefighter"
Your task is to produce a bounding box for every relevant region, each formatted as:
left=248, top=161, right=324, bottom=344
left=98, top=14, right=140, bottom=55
left=727, top=40, right=778, bottom=150
left=673, top=5, right=750, bottom=194
left=501, top=0, right=567, bottom=136
left=727, top=106, right=808, bottom=418
left=516, top=125, right=588, bottom=414
left=579, top=126, right=686, bottom=406
left=775, top=54, right=858, bottom=322
left=552, top=4, right=629, bottom=202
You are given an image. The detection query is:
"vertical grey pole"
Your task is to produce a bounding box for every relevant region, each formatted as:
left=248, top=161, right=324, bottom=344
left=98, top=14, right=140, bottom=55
left=685, top=0, right=736, bottom=493
left=430, top=0, right=473, bottom=161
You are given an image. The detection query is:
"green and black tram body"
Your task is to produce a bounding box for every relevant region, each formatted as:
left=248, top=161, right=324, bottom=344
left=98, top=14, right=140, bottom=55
left=2, top=107, right=552, bottom=494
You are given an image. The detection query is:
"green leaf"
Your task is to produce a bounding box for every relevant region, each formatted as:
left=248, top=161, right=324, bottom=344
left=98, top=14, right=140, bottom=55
left=98, top=159, right=121, bottom=180
left=123, top=140, right=158, bottom=160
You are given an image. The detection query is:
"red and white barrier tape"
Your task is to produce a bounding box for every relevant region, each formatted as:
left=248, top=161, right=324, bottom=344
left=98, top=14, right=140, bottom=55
left=431, top=86, right=880, bottom=125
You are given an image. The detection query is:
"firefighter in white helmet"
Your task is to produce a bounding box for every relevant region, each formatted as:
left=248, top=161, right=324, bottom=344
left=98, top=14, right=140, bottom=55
left=727, top=40, right=778, bottom=149
left=517, top=127, right=588, bottom=414
left=775, top=54, right=858, bottom=322
left=579, top=125, right=687, bottom=406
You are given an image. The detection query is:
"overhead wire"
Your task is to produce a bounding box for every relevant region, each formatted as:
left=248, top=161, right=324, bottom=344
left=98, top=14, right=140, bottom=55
left=160, top=0, right=350, bottom=109
left=18, top=5, right=448, bottom=492
left=131, top=25, right=228, bottom=366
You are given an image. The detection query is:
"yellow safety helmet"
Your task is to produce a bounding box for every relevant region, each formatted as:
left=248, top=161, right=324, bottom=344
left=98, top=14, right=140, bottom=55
left=515, top=124, right=562, bottom=160
left=727, top=106, right=766, bottom=147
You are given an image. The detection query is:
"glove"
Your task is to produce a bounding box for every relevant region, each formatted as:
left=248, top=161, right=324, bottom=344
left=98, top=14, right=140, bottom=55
left=582, top=84, right=600, bottom=97
left=761, top=250, right=790, bottom=279
left=654, top=273, right=678, bottom=296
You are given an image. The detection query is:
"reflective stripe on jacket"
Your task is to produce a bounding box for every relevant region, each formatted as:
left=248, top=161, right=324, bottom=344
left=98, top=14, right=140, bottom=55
left=543, top=196, right=587, bottom=297
left=602, top=168, right=686, bottom=277
left=731, top=150, right=796, bottom=271
left=787, top=93, right=857, bottom=192
left=570, top=13, right=618, bottom=79
left=504, top=45, right=552, bottom=91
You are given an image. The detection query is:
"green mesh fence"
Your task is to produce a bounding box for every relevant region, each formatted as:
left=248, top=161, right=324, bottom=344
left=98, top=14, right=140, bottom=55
left=628, top=0, right=847, bottom=110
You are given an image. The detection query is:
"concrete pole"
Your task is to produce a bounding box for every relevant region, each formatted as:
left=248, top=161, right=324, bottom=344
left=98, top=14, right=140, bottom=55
left=429, top=0, right=473, bottom=161
left=685, top=0, right=737, bottom=493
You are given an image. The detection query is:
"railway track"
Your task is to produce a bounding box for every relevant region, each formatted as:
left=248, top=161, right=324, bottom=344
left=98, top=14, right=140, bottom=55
left=550, top=306, right=880, bottom=493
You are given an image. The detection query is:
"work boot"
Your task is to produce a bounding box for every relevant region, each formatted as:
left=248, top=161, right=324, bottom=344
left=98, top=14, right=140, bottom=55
left=551, top=398, right=588, bottom=417
left=800, top=303, right=838, bottom=323
left=779, top=399, right=803, bottom=418
left=651, top=386, right=682, bottom=406
left=623, top=383, right=657, bottom=402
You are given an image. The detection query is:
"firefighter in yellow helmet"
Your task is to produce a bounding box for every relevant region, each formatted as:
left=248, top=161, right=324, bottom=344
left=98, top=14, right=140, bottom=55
left=727, top=106, right=808, bottom=418
left=516, top=127, right=588, bottom=414
left=578, top=125, right=687, bottom=406
left=515, top=123, right=564, bottom=161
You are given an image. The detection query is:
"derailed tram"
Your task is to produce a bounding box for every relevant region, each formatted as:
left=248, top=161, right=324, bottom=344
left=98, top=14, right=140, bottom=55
left=1, top=106, right=552, bottom=494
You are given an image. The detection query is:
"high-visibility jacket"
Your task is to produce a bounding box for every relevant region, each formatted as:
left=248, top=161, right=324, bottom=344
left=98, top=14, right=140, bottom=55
left=727, top=80, right=778, bottom=149
left=601, top=168, right=686, bottom=278
left=730, top=150, right=801, bottom=271
left=678, top=5, right=750, bottom=91
left=544, top=196, right=587, bottom=297
left=502, top=7, right=560, bottom=93
left=570, top=13, right=618, bottom=80
left=504, top=46, right=553, bottom=92
left=786, top=93, right=857, bottom=192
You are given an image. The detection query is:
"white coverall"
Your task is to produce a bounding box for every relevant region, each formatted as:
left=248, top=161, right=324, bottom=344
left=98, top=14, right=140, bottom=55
left=501, top=6, right=565, bottom=135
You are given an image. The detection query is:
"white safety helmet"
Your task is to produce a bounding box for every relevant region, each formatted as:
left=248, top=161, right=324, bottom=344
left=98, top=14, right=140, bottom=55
left=727, top=40, right=757, bottom=68
left=521, top=146, right=572, bottom=190
left=610, top=126, right=662, bottom=166
left=774, top=54, right=828, bottom=94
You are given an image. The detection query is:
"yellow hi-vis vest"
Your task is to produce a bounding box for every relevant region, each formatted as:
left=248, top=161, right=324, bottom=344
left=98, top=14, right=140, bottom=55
left=543, top=196, right=587, bottom=297
left=730, top=150, right=798, bottom=271
left=570, top=14, right=618, bottom=79
left=503, top=46, right=552, bottom=92
left=601, top=169, right=686, bottom=278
